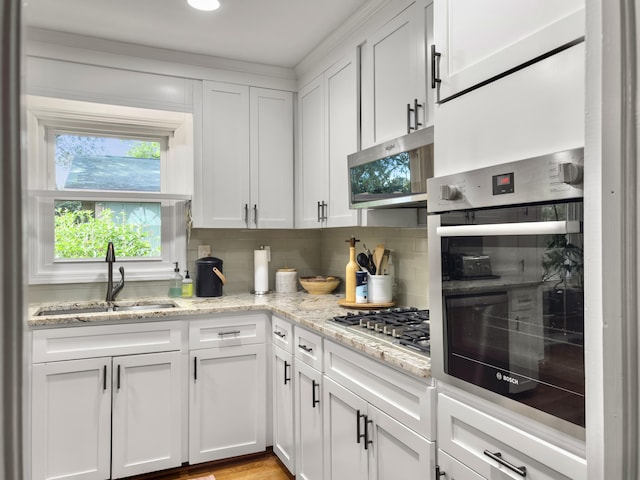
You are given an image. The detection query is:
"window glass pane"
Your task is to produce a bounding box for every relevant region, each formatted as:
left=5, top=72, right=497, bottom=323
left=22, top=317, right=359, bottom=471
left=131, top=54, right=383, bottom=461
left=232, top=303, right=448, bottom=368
left=54, top=200, right=162, bottom=259
left=55, top=134, right=161, bottom=192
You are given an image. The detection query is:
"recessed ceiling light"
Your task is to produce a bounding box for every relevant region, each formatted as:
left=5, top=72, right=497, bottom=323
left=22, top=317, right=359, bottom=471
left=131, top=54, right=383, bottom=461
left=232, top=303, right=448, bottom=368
left=187, top=0, right=220, bottom=11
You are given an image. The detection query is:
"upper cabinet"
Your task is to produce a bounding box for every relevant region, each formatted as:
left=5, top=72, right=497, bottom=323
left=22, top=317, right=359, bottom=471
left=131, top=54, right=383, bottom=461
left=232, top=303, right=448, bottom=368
left=296, top=53, right=359, bottom=228
left=432, top=0, right=585, bottom=102
left=194, top=81, right=293, bottom=228
left=361, top=0, right=434, bottom=149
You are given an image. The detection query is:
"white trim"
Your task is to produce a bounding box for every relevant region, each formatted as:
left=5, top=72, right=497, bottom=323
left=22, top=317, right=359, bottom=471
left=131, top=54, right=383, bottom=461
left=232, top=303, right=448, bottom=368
left=26, top=95, right=191, bottom=285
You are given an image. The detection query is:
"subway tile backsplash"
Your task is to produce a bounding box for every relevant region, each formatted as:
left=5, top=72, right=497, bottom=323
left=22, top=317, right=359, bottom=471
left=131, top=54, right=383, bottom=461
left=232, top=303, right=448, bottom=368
left=28, top=226, right=428, bottom=309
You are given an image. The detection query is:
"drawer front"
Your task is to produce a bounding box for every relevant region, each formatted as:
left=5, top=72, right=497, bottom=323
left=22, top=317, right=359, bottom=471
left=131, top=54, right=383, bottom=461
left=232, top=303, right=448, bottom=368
left=436, top=450, right=485, bottom=480
left=32, top=321, right=183, bottom=363
left=509, top=288, right=538, bottom=311
left=271, top=315, right=294, bottom=353
left=438, top=393, right=587, bottom=479
left=324, top=340, right=435, bottom=440
left=293, top=326, right=323, bottom=371
left=189, top=313, right=267, bottom=350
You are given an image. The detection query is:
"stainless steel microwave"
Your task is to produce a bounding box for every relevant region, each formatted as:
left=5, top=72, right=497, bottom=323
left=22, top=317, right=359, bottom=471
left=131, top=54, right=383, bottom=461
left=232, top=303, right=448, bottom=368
left=347, top=127, right=434, bottom=209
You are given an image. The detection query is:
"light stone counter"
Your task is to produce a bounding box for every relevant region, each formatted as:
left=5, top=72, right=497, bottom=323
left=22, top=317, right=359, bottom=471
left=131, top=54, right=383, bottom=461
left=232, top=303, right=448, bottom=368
left=28, top=292, right=432, bottom=379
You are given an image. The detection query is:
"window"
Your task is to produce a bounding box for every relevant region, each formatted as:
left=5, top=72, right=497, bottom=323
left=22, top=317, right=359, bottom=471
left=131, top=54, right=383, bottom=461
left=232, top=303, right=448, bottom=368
left=26, top=96, right=193, bottom=284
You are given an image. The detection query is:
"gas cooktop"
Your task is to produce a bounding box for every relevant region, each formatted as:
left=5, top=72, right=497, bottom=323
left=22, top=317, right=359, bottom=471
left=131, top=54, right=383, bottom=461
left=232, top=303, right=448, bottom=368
left=331, top=307, right=430, bottom=356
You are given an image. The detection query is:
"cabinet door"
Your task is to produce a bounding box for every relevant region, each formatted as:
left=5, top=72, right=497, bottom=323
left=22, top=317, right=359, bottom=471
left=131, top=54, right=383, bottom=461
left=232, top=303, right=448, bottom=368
left=272, top=345, right=296, bottom=473
left=433, top=0, right=584, bottom=101
left=296, top=75, right=327, bottom=228
left=249, top=88, right=294, bottom=228
left=111, top=351, right=182, bottom=478
left=197, top=80, right=250, bottom=227
left=295, top=361, right=323, bottom=480
left=32, top=358, right=111, bottom=480
left=325, top=52, right=359, bottom=228
left=323, top=377, right=368, bottom=480
left=189, top=344, right=267, bottom=463
left=362, top=0, right=429, bottom=148
left=367, top=405, right=435, bottom=480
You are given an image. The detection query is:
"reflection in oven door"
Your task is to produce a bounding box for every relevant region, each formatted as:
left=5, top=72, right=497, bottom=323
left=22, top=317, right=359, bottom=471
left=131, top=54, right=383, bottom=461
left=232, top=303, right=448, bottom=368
left=445, top=292, right=539, bottom=395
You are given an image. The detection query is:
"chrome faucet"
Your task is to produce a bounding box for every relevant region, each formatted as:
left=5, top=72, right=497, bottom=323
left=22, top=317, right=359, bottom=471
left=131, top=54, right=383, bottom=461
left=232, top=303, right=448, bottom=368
left=105, top=241, right=125, bottom=302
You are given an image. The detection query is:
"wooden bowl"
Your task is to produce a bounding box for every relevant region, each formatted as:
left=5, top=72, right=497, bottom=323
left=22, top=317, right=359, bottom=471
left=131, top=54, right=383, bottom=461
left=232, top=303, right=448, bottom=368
left=299, top=276, right=340, bottom=295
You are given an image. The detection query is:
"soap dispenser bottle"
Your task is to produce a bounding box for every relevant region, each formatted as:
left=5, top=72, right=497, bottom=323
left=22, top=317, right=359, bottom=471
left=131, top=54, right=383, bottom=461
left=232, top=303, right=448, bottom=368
left=169, top=262, right=183, bottom=298
left=181, top=270, right=193, bottom=298
left=345, top=237, right=360, bottom=303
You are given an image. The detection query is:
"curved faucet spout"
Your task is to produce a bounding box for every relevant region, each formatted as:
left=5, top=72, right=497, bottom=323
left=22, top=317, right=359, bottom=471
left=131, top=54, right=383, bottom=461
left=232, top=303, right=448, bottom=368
left=105, top=243, right=125, bottom=302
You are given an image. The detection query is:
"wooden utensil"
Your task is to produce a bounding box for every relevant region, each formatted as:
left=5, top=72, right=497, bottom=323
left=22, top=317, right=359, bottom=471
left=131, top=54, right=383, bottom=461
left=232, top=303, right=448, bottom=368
left=379, top=249, right=390, bottom=275
left=373, top=244, right=385, bottom=274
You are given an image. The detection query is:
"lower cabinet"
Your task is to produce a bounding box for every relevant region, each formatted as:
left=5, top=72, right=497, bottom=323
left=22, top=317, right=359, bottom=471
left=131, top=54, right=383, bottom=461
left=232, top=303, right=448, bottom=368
left=294, top=338, right=324, bottom=480
left=436, top=450, right=485, bottom=480
left=437, top=387, right=587, bottom=479
left=272, top=344, right=295, bottom=472
left=188, top=313, right=267, bottom=463
left=323, top=376, right=435, bottom=480
left=31, top=322, right=184, bottom=480
left=32, top=351, right=183, bottom=480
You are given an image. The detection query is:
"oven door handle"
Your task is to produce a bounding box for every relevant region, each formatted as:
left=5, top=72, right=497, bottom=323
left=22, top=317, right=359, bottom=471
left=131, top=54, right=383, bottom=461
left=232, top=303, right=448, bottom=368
left=437, top=220, right=581, bottom=237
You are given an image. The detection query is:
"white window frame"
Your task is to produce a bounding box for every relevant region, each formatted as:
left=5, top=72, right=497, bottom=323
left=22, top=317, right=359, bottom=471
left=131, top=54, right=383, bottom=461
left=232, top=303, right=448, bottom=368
left=26, top=95, right=192, bottom=285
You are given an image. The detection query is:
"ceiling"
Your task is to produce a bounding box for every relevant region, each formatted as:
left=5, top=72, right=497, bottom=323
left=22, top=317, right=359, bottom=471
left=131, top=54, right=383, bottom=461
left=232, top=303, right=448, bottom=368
left=23, top=0, right=372, bottom=68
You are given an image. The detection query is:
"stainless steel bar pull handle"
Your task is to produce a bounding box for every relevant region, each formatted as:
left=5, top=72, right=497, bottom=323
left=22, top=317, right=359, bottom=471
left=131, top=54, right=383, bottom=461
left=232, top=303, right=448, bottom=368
left=437, top=220, right=581, bottom=237
left=116, top=364, right=121, bottom=390
left=483, top=450, right=527, bottom=477
left=194, top=356, right=197, bottom=381
left=414, top=98, right=423, bottom=129
left=317, top=201, right=322, bottom=223
left=103, top=365, right=107, bottom=391
left=218, top=330, right=241, bottom=336
left=407, top=103, right=412, bottom=133
left=253, top=204, right=257, bottom=226
left=298, top=344, right=313, bottom=353
left=274, top=331, right=286, bottom=339
left=244, top=203, right=249, bottom=226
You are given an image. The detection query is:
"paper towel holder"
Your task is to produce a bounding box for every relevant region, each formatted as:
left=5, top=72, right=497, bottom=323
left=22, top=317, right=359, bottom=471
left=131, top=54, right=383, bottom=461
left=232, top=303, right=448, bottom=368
left=251, top=245, right=272, bottom=295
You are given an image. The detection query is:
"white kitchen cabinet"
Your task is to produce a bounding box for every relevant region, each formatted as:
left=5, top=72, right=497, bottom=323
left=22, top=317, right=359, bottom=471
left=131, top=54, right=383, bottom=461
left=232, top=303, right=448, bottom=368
left=111, top=351, right=183, bottom=478
left=195, top=80, right=293, bottom=228
left=361, top=0, right=433, bottom=148
left=189, top=314, right=267, bottom=463
left=323, top=340, right=436, bottom=480
left=293, top=327, right=324, bottom=480
left=32, top=358, right=112, bottom=480
left=432, top=0, right=584, bottom=102
left=323, top=377, right=434, bottom=480
left=31, top=322, right=184, bottom=480
left=272, top=344, right=296, bottom=473
left=438, top=389, right=587, bottom=479
left=295, top=360, right=323, bottom=480
left=296, top=52, right=359, bottom=228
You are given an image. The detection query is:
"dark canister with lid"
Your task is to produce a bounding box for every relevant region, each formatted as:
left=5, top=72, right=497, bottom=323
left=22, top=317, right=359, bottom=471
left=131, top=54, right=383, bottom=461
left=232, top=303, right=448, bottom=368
left=195, top=256, right=227, bottom=297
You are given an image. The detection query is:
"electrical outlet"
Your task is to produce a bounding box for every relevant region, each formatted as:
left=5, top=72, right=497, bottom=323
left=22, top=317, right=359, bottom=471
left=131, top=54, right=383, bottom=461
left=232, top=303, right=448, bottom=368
left=198, top=245, right=211, bottom=258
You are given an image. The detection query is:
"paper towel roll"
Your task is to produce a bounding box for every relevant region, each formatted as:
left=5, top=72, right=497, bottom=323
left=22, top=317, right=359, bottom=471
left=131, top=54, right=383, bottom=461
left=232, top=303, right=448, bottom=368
left=254, top=249, right=269, bottom=294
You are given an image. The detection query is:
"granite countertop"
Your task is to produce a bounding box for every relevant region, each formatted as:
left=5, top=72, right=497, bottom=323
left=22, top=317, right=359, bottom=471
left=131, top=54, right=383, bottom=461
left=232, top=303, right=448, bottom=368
left=28, top=292, right=432, bottom=379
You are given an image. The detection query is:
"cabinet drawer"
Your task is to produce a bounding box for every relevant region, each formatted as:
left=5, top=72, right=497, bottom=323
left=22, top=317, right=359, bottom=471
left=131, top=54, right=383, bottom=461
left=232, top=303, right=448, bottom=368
left=272, top=315, right=294, bottom=353
left=189, top=313, right=267, bottom=350
left=509, top=288, right=538, bottom=311
left=438, top=393, right=587, bottom=479
left=436, top=450, right=485, bottom=480
left=324, top=340, right=435, bottom=440
left=32, top=321, right=183, bottom=362
left=293, top=326, right=323, bottom=371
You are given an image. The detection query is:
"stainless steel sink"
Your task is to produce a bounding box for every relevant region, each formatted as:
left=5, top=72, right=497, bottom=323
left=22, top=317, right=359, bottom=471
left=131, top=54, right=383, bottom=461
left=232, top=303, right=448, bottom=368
left=36, top=302, right=177, bottom=316
left=111, top=303, right=177, bottom=312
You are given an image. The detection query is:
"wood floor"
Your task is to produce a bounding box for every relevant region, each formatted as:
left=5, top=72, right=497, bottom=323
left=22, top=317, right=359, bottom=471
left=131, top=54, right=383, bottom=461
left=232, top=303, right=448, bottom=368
left=128, top=451, right=293, bottom=480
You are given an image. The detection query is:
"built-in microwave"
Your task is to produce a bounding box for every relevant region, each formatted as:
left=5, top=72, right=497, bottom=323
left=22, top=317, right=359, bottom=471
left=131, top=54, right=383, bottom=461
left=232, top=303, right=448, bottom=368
left=347, top=127, right=434, bottom=209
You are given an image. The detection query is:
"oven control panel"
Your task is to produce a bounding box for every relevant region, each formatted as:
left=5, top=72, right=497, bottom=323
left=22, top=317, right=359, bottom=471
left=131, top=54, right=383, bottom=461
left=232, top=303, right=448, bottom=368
left=427, top=148, right=584, bottom=213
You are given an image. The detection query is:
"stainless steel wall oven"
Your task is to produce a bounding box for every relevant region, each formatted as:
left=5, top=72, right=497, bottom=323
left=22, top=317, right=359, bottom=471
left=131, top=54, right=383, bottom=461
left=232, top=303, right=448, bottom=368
left=427, top=149, right=585, bottom=438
